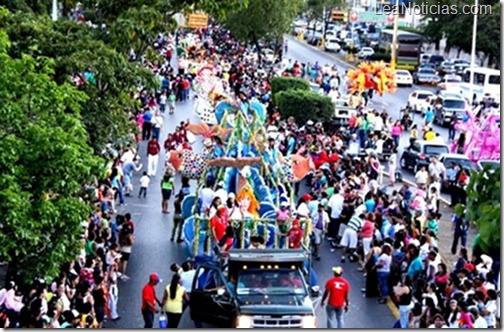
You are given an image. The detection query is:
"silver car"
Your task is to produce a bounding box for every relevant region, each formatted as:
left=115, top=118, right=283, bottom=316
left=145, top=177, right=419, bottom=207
left=413, top=68, right=441, bottom=85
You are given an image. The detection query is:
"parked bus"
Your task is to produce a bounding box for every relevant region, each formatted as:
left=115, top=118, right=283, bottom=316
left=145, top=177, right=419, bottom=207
left=379, top=29, right=423, bottom=70
left=460, top=67, right=501, bottom=104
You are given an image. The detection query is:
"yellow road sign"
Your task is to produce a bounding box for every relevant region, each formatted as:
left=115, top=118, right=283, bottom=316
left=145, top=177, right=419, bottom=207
left=188, top=13, right=208, bottom=28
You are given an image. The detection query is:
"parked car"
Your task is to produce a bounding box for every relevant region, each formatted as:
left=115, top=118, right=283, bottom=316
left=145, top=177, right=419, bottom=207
left=428, top=54, right=445, bottom=67
left=324, top=38, right=341, bottom=53
left=477, top=159, right=500, bottom=171
left=437, top=60, right=456, bottom=76
left=400, top=140, right=450, bottom=173
left=453, top=61, right=471, bottom=76
left=395, top=70, right=413, bottom=87
left=433, top=93, right=468, bottom=126
left=438, top=153, right=478, bottom=192
left=413, top=67, right=441, bottom=85
left=358, top=47, right=374, bottom=59
left=407, top=90, right=435, bottom=113
left=437, top=74, right=462, bottom=93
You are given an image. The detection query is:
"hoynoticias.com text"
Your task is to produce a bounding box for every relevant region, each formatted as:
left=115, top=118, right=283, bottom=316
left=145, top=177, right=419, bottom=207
left=381, top=3, right=493, bottom=15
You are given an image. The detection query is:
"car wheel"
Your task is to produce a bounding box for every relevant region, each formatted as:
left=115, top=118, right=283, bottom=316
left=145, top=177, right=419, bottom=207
left=400, top=157, right=407, bottom=169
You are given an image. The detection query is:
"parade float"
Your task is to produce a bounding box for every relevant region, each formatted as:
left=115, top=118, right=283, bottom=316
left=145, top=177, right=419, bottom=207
left=167, top=70, right=315, bottom=258
left=346, top=61, right=397, bottom=96
left=450, top=109, right=500, bottom=162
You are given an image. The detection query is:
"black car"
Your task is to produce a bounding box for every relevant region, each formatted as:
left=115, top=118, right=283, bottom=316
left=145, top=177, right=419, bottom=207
left=400, top=140, right=450, bottom=173
left=428, top=55, right=445, bottom=68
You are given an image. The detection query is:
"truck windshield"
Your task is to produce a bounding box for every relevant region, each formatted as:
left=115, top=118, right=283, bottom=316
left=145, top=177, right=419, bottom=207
left=236, top=269, right=307, bottom=299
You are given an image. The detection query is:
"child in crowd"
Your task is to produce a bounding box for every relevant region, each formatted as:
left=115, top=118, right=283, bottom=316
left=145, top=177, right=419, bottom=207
left=139, top=172, right=150, bottom=198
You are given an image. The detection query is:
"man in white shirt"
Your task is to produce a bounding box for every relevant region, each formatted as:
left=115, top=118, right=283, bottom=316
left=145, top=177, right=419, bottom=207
left=214, top=181, right=228, bottom=204
left=199, top=181, right=215, bottom=215
left=180, top=262, right=197, bottom=295
left=470, top=307, right=488, bottom=328
left=327, top=188, right=344, bottom=240
left=152, top=111, right=164, bottom=140
left=428, top=157, right=446, bottom=180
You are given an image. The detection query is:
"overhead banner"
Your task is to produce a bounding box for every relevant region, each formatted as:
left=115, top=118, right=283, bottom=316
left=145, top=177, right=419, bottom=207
left=187, top=13, right=209, bottom=28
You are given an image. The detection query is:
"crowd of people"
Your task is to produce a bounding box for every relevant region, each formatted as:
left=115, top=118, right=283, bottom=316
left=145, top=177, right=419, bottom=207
left=0, top=17, right=498, bottom=330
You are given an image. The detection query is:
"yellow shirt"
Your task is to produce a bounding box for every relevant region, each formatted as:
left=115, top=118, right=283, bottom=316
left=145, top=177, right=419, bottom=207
left=425, top=131, right=435, bottom=141
left=164, top=285, right=185, bottom=314
left=411, top=128, right=418, bottom=139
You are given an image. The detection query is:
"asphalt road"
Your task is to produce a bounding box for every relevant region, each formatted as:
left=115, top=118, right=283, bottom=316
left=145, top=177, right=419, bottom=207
left=106, top=37, right=457, bottom=328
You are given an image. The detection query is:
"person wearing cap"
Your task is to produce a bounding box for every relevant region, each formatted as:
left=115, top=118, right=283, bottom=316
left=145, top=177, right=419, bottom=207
left=321, top=266, right=350, bottom=328
left=214, top=181, right=228, bottom=204
left=427, top=313, right=448, bottom=328
left=141, top=273, right=162, bottom=328
left=296, top=194, right=312, bottom=219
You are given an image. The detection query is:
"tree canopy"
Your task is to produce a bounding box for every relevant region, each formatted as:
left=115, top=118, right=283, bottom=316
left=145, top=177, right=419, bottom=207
left=224, top=0, right=304, bottom=52
left=0, top=17, right=101, bottom=280
left=455, top=166, right=501, bottom=256
left=420, top=0, right=500, bottom=67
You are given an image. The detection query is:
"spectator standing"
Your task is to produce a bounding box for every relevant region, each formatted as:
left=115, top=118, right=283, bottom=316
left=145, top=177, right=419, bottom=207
left=146, top=137, right=161, bottom=177
left=141, top=273, right=161, bottom=328
left=161, top=274, right=189, bottom=328
left=321, top=267, right=350, bottom=329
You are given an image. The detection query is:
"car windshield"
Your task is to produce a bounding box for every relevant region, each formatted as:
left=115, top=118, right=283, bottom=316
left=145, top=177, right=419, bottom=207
left=424, top=145, right=449, bottom=155
left=420, top=69, right=436, bottom=74
left=446, top=78, right=461, bottom=83
left=418, top=93, right=432, bottom=99
left=429, top=56, right=444, bottom=62
left=236, top=269, right=307, bottom=298
left=445, top=158, right=476, bottom=170
left=397, top=71, right=409, bottom=76
left=443, top=99, right=465, bottom=109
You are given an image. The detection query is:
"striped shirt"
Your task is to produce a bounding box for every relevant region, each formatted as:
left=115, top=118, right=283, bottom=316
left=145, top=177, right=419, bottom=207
left=347, top=216, right=364, bottom=232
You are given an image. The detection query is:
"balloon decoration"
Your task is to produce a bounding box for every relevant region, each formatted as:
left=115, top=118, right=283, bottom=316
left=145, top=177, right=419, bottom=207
left=347, top=61, right=397, bottom=96
left=187, top=122, right=232, bottom=141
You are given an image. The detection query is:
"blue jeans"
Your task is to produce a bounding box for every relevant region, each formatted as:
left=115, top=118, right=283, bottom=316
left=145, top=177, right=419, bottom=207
left=326, top=305, right=344, bottom=328
left=378, top=271, right=390, bottom=297
left=399, top=305, right=410, bottom=328
left=152, top=127, right=160, bottom=140
left=142, top=309, right=154, bottom=328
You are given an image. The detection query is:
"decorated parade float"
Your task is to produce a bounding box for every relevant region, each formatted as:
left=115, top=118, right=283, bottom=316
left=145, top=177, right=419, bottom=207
left=166, top=62, right=315, bottom=259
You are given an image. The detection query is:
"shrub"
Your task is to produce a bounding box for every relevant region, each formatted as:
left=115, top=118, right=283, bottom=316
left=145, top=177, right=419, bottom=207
left=271, top=77, right=310, bottom=97
left=276, top=89, right=334, bottom=124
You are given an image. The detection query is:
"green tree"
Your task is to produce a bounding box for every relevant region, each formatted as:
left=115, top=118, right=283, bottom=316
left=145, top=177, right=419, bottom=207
left=0, top=25, right=102, bottom=281
left=303, top=0, right=345, bottom=29
left=224, top=0, right=304, bottom=58
left=0, top=11, right=157, bottom=152
left=455, top=166, right=500, bottom=255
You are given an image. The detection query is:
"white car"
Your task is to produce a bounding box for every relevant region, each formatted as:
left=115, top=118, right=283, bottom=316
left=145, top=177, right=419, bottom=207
left=437, top=74, right=462, bottom=93
left=324, top=30, right=338, bottom=39
left=262, top=48, right=276, bottom=64
left=358, top=47, right=374, bottom=59
left=324, top=38, right=341, bottom=53
left=395, top=70, right=413, bottom=87
left=407, top=90, right=435, bottom=113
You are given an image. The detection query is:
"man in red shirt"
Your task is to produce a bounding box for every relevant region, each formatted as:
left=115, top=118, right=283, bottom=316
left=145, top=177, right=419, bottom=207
left=321, top=267, right=350, bottom=328
left=141, top=273, right=161, bottom=328
left=146, top=137, right=161, bottom=177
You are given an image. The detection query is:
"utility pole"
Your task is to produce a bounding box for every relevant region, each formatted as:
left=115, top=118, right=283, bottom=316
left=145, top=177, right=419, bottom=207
left=390, top=0, right=399, bottom=70
left=321, top=6, right=326, bottom=48
left=51, top=0, right=58, bottom=21
left=468, top=0, right=478, bottom=105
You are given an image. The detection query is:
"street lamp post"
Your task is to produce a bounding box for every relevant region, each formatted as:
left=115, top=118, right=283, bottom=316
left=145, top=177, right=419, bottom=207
left=390, top=0, right=399, bottom=70
left=321, top=6, right=326, bottom=48
left=468, top=0, right=478, bottom=106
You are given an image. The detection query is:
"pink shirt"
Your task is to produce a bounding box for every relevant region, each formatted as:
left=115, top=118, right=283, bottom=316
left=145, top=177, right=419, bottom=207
left=360, top=220, right=374, bottom=238
left=391, top=125, right=402, bottom=137
left=277, top=209, right=289, bottom=221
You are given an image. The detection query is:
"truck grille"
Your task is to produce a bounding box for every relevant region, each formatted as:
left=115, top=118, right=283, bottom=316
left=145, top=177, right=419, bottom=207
left=252, top=315, right=303, bottom=328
